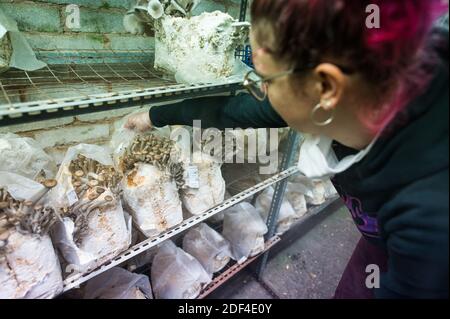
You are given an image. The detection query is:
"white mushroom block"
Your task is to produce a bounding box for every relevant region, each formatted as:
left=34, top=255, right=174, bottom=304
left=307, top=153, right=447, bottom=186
left=154, top=11, right=250, bottom=83
left=222, top=202, right=268, bottom=263
left=181, top=152, right=225, bottom=215
left=0, top=232, right=63, bottom=299
left=122, top=163, right=183, bottom=237
left=182, top=223, right=232, bottom=274
left=151, top=241, right=211, bottom=299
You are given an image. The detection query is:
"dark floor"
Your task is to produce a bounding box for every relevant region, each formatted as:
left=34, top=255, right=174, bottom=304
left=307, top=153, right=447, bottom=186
left=207, top=202, right=361, bottom=299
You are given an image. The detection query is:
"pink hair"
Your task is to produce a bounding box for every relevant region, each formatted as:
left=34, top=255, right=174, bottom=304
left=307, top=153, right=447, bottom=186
left=251, top=0, right=448, bottom=134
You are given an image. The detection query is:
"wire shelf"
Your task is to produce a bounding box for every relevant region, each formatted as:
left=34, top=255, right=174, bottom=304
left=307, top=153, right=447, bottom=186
left=198, top=236, right=281, bottom=299
left=60, top=166, right=299, bottom=293
left=0, top=48, right=243, bottom=125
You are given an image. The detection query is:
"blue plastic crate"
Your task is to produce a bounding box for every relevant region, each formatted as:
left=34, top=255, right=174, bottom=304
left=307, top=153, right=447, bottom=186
left=235, top=45, right=254, bottom=68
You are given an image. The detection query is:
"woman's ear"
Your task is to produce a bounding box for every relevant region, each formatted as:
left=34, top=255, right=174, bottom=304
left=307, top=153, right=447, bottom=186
left=314, top=63, right=347, bottom=111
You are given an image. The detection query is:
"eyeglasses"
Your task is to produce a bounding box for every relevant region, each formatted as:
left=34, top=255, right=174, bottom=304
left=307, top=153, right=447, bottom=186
left=243, top=64, right=354, bottom=102
left=243, top=69, right=295, bottom=101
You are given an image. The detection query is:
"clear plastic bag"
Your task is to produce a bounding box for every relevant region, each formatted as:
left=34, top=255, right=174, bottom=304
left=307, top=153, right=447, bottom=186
left=255, top=186, right=301, bottom=235
left=181, top=152, right=226, bottom=215
left=0, top=172, right=63, bottom=299
left=110, top=115, right=172, bottom=172
left=47, top=144, right=131, bottom=271
left=122, top=163, right=183, bottom=237
left=0, top=8, right=46, bottom=73
left=0, top=232, right=63, bottom=299
left=51, top=193, right=132, bottom=272
left=151, top=241, right=211, bottom=299
left=0, top=133, right=56, bottom=180
left=206, top=191, right=232, bottom=225
left=323, top=179, right=338, bottom=199
left=182, top=223, right=232, bottom=274
left=285, top=182, right=308, bottom=219
left=154, top=11, right=250, bottom=84
left=222, top=202, right=268, bottom=263
left=83, top=267, right=152, bottom=299
left=289, top=175, right=327, bottom=206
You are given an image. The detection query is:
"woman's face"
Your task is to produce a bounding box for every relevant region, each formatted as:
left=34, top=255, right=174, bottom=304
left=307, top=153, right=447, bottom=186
left=250, top=31, right=320, bottom=134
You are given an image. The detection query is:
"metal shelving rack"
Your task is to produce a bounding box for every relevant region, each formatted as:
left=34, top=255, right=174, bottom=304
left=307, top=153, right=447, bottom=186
left=0, top=0, right=339, bottom=299
left=0, top=49, right=242, bottom=126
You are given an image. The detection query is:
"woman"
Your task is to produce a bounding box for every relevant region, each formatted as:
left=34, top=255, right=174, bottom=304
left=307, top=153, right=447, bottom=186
left=126, top=0, right=449, bottom=298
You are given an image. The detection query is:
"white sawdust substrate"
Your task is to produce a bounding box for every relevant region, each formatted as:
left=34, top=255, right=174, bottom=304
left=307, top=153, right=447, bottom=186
left=122, top=163, right=183, bottom=238
left=181, top=152, right=225, bottom=215
left=154, top=11, right=248, bottom=84
left=182, top=223, right=232, bottom=274
left=52, top=190, right=132, bottom=271
left=0, top=232, right=63, bottom=299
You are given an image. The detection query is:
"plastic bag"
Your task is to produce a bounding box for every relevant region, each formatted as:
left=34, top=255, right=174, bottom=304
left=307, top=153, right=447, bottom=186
left=122, top=163, right=183, bottom=237
left=154, top=11, right=250, bottom=84
left=222, top=202, right=268, bottom=263
left=0, top=232, right=63, bottom=299
left=47, top=144, right=131, bottom=271
left=307, top=180, right=327, bottom=205
left=0, top=172, right=63, bottom=299
left=52, top=192, right=132, bottom=272
left=110, top=115, right=172, bottom=172
left=255, top=186, right=301, bottom=235
left=83, top=267, right=152, bottom=299
left=0, top=8, right=46, bottom=73
left=151, top=241, right=211, bottom=299
left=323, top=179, right=338, bottom=199
left=285, top=182, right=308, bottom=219
left=206, top=191, right=232, bottom=225
left=181, top=152, right=226, bottom=215
left=46, top=144, right=115, bottom=210
left=0, top=133, right=57, bottom=180
left=182, top=223, right=232, bottom=274
left=289, top=175, right=327, bottom=206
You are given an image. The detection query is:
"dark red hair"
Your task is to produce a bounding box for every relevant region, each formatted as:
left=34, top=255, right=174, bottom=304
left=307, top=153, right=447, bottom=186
left=251, top=0, right=447, bottom=133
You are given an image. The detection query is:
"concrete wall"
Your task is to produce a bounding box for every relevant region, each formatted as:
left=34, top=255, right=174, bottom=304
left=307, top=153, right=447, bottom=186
left=0, top=0, right=244, bottom=163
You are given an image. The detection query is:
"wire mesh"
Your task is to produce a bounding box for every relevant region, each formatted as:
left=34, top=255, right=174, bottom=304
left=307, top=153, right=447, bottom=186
left=0, top=48, right=175, bottom=109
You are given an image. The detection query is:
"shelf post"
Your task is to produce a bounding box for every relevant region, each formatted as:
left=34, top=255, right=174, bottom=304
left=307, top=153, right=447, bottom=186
left=239, top=0, right=249, bottom=22
left=256, top=129, right=301, bottom=279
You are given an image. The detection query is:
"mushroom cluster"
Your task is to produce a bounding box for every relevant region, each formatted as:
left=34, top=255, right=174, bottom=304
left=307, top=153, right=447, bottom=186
left=69, top=154, right=122, bottom=199
left=66, top=155, right=121, bottom=245
left=168, top=161, right=185, bottom=189
left=69, top=192, right=116, bottom=246
left=123, top=135, right=173, bottom=170
left=0, top=186, right=59, bottom=261
left=122, top=134, right=185, bottom=188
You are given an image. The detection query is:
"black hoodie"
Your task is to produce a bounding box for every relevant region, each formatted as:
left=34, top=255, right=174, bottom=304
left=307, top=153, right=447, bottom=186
left=150, top=29, right=449, bottom=299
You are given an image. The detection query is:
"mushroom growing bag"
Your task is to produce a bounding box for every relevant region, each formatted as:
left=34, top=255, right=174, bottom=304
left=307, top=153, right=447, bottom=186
left=222, top=202, right=268, bottom=263
left=182, top=223, right=232, bottom=274
left=151, top=241, right=211, bottom=299
left=181, top=152, right=226, bottom=215
left=122, top=163, right=183, bottom=237
left=0, top=133, right=56, bottom=180
left=47, top=144, right=131, bottom=272
left=83, top=267, right=153, bottom=299
left=0, top=172, right=63, bottom=299
left=154, top=11, right=250, bottom=84
left=255, top=186, right=303, bottom=235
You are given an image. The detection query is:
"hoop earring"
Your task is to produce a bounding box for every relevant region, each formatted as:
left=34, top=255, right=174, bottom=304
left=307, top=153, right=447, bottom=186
left=311, top=102, right=335, bottom=127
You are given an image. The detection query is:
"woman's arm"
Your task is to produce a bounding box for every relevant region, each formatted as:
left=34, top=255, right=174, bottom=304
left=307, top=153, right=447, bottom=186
left=149, top=93, right=288, bottom=130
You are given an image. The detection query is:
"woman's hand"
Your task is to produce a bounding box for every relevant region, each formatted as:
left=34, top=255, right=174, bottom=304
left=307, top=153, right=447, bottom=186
left=124, top=111, right=153, bottom=132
